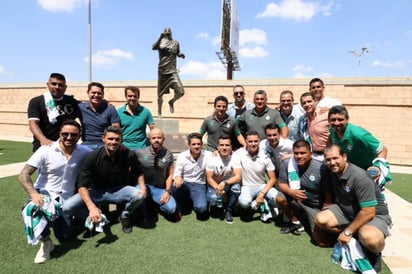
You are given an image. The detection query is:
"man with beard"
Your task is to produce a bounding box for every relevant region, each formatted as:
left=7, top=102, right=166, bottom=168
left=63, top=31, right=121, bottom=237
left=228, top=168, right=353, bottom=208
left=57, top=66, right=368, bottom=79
left=315, top=145, right=392, bottom=273
left=237, top=90, right=288, bottom=141
left=226, top=85, right=255, bottom=119
left=278, top=90, right=304, bottom=142
left=64, top=126, right=146, bottom=234
left=19, top=120, right=91, bottom=264
left=28, top=73, right=81, bottom=152
left=200, top=95, right=246, bottom=151
left=328, top=105, right=391, bottom=190
left=136, top=127, right=180, bottom=221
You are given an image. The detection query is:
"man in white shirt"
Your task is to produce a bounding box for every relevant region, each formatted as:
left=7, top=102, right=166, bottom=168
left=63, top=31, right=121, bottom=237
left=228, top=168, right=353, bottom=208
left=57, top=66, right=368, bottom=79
left=206, top=136, right=242, bottom=224
left=238, top=131, right=278, bottom=222
left=18, top=120, right=91, bottom=264
left=173, top=133, right=211, bottom=220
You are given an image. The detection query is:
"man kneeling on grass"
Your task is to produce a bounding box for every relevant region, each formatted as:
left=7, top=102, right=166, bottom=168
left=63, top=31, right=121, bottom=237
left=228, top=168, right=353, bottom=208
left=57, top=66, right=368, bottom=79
left=315, top=145, right=392, bottom=273
left=64, top=126, right=146, bottom=234
left=19, top=120, right=91, bottom=264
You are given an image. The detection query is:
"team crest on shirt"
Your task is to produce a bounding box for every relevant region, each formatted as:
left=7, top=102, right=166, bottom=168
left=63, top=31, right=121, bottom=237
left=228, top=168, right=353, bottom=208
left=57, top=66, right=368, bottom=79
left=347, top=143, right=353, bottom=151
left=210, top=121, right=216, bottom=126
left=309, top=174, right=316, bottom=181
left=226, top=122, right=231, bottom=128
left=344, top=185, right=351, bottom=192
left=265, top=115, right=270, bottom=120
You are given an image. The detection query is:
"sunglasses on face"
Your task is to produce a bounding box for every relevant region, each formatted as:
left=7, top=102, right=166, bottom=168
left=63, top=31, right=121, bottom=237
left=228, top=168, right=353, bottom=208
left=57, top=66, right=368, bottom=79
left=61, top=132, right=79, bottom=138
left=50, top=82, right=65, bottom=88
left=234, top=92, right=244, bottom=96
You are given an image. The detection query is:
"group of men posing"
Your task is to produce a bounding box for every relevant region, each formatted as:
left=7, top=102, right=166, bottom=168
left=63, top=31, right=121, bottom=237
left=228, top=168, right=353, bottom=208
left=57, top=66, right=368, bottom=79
left=19, top=73, right=391, bottom=273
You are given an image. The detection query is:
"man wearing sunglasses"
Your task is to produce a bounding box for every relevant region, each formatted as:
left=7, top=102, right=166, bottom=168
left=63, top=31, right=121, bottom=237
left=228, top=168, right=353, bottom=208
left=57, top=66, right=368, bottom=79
left=226, top=85, right=255, bottom=119
left=18, top=120, right=91, bottom=264
left=27, top=73, right=81, bottom=152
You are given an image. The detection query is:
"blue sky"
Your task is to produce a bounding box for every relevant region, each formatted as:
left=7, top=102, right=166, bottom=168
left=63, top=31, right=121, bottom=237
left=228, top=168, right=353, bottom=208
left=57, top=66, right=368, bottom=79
left=0, top=0, right=411, bottom=83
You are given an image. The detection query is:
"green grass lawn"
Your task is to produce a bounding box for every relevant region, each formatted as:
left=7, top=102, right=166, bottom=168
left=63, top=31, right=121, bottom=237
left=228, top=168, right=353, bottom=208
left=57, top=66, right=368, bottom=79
left=0, top=140, right=32, bottom=165
left=0, top=175, right=391, bottom=274
left=386, top=173, right=412, bottom=203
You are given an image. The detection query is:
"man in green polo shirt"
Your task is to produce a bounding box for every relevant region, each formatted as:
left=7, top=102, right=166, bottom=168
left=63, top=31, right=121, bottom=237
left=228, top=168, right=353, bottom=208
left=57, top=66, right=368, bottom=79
left=328, top=105, right=392, bottom=190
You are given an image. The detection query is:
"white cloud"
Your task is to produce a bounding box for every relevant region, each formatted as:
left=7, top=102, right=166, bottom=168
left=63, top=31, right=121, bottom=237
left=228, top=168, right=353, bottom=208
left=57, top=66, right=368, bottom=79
left=291, top=64, right=333, bottom=78
left=239, top=28, right=268, bottom=46
left=37, top=0, right=88, bottom=13
left=239, top=46, right=269, bottom=58
left=372, top=60, right=408, bottom=69
left=180, top=61, right=226, bottom=80
left=0, top=66, right=5, bottom=75
left=256, top=0, right=334, bottom=21
left=84, top=49, right=134, bottom=67
left=195, top=32, right=209, bottom=39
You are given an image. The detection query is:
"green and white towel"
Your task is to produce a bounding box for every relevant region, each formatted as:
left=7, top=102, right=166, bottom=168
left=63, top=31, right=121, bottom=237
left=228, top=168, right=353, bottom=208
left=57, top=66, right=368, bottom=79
left=44, top=92, right=59, bottom=124
left=340, top=238, right=376, bottom=274
left=299, top=115, right=312, bottom=145
left=372, top=157, right=392, bottom=191
left=288, top=158, right=301, bottom=190
left=22, top=196, right=61, bottom=245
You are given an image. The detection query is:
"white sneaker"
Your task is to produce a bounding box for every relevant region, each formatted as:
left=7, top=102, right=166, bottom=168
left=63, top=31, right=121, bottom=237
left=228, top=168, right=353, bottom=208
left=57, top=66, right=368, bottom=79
left=34, top=239, right=55, bottom=264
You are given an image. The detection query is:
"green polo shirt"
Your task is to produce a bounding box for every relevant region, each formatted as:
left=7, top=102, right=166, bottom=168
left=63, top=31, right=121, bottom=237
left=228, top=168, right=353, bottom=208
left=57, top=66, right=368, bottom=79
left=118, top=104, right=154, bottom=150
left=329, top=123, right=383, bottom=170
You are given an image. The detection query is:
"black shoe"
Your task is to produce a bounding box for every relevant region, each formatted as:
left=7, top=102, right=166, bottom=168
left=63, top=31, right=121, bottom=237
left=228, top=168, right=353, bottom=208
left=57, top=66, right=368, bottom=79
left=225, top=211, right=234, bottom=224
left=368, top=252, right=382, bottom=273
left=168, top=100, right=174, bottom=113
left=118, top=216, right=132, bottom=233
left=280, top=222, right=304, bottom=235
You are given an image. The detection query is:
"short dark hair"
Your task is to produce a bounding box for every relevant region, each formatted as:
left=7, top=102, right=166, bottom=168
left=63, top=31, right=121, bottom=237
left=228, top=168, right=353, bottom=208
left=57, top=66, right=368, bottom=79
left=280, top=90, right=294, bottom=100
left=324, top=144, right=346, bottom=156
left=254, top=89, right=267, bottom=98
left=218, top=135, right=232, bottom=144
left=60, top=119, right=81, bottom=132
left=49, top=73, right=66, bottom=81
left=309, top=78, right=324, bottom=86
left=328, top=105, right=349, bottom=119
left=246, top=131, right=260, bottom=139
left=300, top=92, right=315, bottom=102
left=214, top=95, right=228, bottom=107
left=293, top=140, right=311, bottom=151
left=124, top=86, right=140, bottom=98
left=264, top=123, right=280, bottom=133
left=187, top=132, right=203, bottom=144
left=87, top=82, right=104, bottom=93
left=104, top=126, right=123, bottom=136
left=233, top=85, right=245, bottom=92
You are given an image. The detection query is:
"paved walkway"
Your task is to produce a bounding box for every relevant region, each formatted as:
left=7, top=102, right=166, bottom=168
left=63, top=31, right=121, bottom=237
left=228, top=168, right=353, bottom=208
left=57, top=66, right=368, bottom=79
left=0, top=157, right=411, bottom=273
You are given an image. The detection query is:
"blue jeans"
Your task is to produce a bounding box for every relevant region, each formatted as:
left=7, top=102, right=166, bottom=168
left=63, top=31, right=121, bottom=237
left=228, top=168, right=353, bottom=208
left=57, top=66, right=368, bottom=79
left=144, top=184, right=177, bottom=215
left=238, top=185, right=278, bottom=209
left=63, top=185, right=144, bottom=220
left=207, top=183, right=241, bottom=212
left=172, top=182, right=208, bottom=214
left=81, top=142, right=104, bottom=150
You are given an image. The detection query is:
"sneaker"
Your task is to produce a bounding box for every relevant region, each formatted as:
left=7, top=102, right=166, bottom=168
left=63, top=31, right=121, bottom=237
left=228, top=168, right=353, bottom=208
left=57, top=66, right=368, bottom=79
left=225, top=211, right=234, bottom=224
left=34, top=238, right=55, bottom=264
left=118, top=216, right=133, bottom=233
left=280, top=222, right=304, bottom=235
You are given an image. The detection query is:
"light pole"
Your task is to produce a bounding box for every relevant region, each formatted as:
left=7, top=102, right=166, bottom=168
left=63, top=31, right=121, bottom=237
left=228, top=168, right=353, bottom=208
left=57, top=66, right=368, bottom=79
left=88, top=0, right=92, bottom=81
left=349, top=47, right=369, bottom=77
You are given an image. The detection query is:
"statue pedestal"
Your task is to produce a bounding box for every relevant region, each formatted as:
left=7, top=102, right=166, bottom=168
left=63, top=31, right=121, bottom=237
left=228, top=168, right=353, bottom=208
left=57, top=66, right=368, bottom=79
left=154, top=119, right=187, bottom=153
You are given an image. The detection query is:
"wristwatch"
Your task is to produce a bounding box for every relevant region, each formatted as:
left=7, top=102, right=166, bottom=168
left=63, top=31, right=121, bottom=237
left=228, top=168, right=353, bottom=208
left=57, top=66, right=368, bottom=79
left=166, top=189, right=172, bottom=195
left=344, top=229, right=353, bottom=237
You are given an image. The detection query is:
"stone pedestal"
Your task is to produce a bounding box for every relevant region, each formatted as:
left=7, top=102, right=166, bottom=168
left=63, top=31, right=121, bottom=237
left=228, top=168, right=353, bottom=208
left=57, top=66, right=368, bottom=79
left=154, top=119, right=187, bottom=153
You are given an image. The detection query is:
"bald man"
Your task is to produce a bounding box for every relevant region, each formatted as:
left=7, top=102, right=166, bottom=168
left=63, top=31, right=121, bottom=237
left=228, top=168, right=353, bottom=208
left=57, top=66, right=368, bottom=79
left=136, top=128, right=180, bottom=221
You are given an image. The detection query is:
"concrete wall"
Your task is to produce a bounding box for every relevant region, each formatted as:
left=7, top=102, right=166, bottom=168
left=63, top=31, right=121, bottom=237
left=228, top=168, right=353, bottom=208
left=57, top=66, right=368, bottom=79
left=1, top=78, right=411, bottom=166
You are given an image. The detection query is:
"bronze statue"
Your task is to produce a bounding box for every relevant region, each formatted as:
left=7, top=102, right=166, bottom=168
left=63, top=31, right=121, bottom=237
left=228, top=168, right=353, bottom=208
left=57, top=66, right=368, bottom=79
left=152, top=27, right=185, bottom=117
